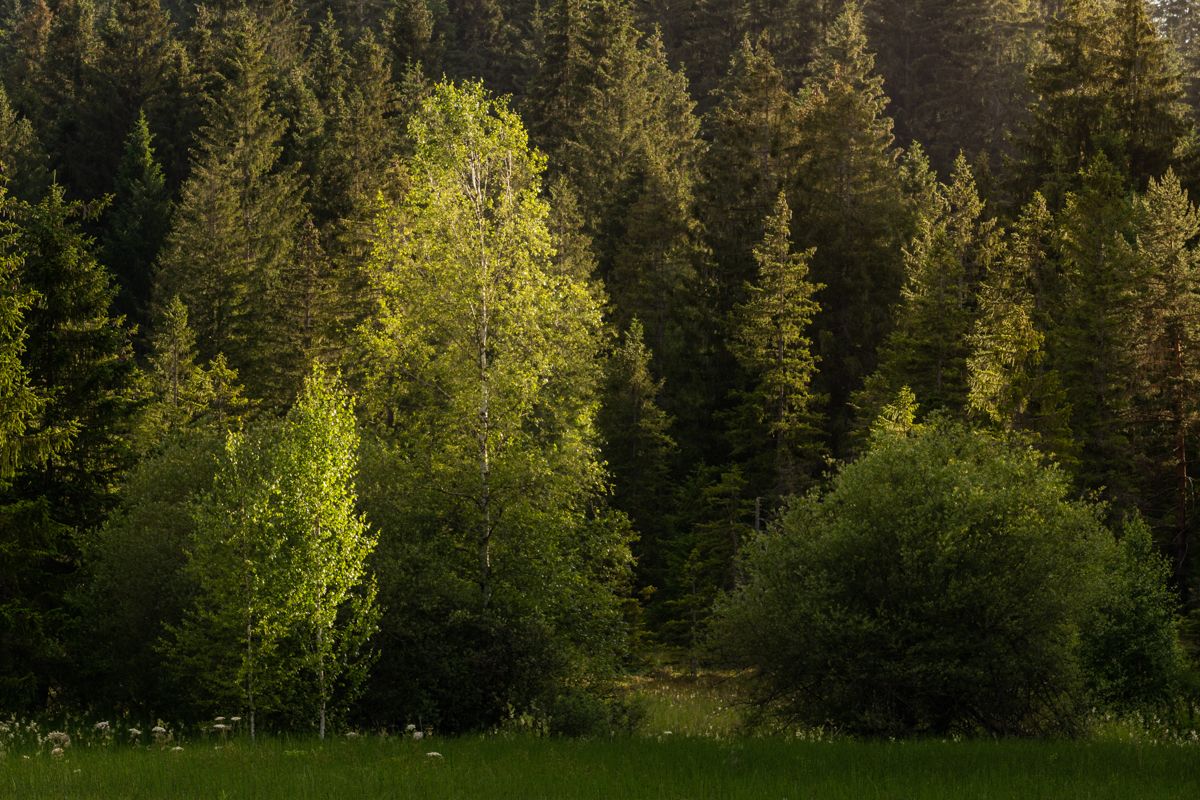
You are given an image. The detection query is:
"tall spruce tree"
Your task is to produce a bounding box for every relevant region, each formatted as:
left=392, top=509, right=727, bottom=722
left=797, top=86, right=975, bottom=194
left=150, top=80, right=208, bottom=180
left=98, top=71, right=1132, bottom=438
left=792, top=1, right=913, bottom=452
left=0, top=85, right=50, bottom=202
left=0, top=186, right=45, bottom=478
left=1051, top=155, right=1140, bottom=508
left=730, top=192, right=822, bottom=498
left=1124, top=170, right=1200, bottom=595
left=858, top=155, right=1000, bottom=423
left=0, top=185, right=136, bottom=712
left=598, top=317, right=677, bottom=593
left=530, top=1, right=712, bottom=454
left=156, top=14, right=305, bottom=406
left=865, top=0, right=1041, bottom=172
left=102, top=112, right=170, bottom=335
left=966, top=192, right=1075, bottom=456
left=1018, top=0, right=1192, bottom=203
left=701, top=35, right=802, bottom=314
left=69, top=0, right=182, bottom=201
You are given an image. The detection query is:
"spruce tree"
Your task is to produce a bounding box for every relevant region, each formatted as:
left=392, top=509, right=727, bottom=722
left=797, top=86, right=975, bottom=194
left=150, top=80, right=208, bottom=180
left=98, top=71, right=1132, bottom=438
left=730, top=192, right=822, bottom=498
left=597, top=318, right=677, bottom=593
left=103, top=112, right=170, bottom=335
left=531, top=1, right=712, bottom=453
left=0, top=186, right=46, bottom=478
left=1018, top=0, right=1192, bottom=203
left=1124, top=170, right=1200, bottom=594
left=1051, top=155, right=1139, bottom=508
left=967, top=193, right=1073, bottom=453
left=792, top=1, right=913, bottom=451
left=71, top=0, right=181, bottom=200
left=701, top=35, right=801, bottom=313
left=0, top=185, right=136, bottom=711
left=156, top=15, right=305, bottom=406
left=865, top=0, right=1041, bottom=172
left=858, top=155, right=1000, bottom=423
left=0, top=85, right=49, bottom=202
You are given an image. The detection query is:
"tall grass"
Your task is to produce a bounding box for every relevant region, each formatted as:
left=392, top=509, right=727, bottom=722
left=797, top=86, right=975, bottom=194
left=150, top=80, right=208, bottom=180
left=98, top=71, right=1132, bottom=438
left=4, top=734, right=1200, bottom=799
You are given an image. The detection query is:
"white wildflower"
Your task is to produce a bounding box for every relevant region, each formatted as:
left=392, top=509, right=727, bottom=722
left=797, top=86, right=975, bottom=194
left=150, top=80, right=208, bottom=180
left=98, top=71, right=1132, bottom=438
left=214, top=716, right=226, bottom=723
left=405, top=724, right=417, bottom=733
left=46, top=731, right=70, bottom=748
left=128, top=728, right=142, bottom=738
left=171, top=746, right=184, bottom=753
left=230, top=717, right=242, bottom=723
left=93, top=721, right=110, bottom=732
left=50, top=747, right=64, bottom=759
left=425, top=751, right=442, bottom=758
left=344, top=731, right=360, bottom=740
left=412, top=730, right=424, bottom=741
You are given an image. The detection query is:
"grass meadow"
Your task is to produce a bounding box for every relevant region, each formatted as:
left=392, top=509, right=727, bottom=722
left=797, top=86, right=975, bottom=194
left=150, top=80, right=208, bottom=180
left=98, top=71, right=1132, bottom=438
left=3, top=669, right=1199, bottom=799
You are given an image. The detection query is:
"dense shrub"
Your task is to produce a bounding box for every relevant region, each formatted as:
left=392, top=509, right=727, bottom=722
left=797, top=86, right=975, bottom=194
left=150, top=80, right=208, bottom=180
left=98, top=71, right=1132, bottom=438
left=711, top=419, right=1182, bottom=737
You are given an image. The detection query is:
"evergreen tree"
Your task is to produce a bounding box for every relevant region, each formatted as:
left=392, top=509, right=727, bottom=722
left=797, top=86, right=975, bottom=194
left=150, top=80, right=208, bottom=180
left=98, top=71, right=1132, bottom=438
left=858, top=156, right=1000, bottom=423
left=967, top=194, right=1064, bottom=437
left=0, top=85, right=49, bottom=202
left=0, top=186, right=46, bottom=478
left=865, top=0, right=1041, bottom=172
left=1124, top=171, right=1200, bottom=595
left=0, top=185, right=136, bottom=711
left=792, top=1, right=913, bottom=452
left=156, top=14, right=305, bottom=406
left=1109, top=0, right=1192, bottom=184
left=1051, top=155, right=1140, bottom=508
left=102, top=112, right=171, bottom=335
left=70, top=0, right=182, bottom=200
left=730, top=192, right=822, bottom=498
left=701, top=35, right=801, bottom=313
left=1018, top=0, right=1192, bottom=203
left=383, top=0, right=436, bottom=69
left=597, top=318, right=677, bottom=593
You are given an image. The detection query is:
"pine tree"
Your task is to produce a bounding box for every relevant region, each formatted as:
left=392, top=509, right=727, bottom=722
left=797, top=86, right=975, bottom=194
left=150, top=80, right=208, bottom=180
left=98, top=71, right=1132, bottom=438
left=859, top=156, right=1000, bottom=422
left=1124, top=170, right=1200, bottom=594
left=1018, top=0, right=1192, bottom=203
left=730, top=192, right=822, bottom=498
left=865, top=0, right=1041, bottom=172
left=1051, top=155, right=1139, bottom=507
left=156, top=15, right=305, bottom=406
left=701, top=35, right=802, bottom=313
left=103, top=112, right=170, bottom=335
left=597, top=318, right=677, bottom=592
left=0, top=185, right=136, bottom=711
left=792, top=1, right=913, bottom=451
left=0, top=85, right=49, bottom=202
left=967, top=193, right=1073, bottom=453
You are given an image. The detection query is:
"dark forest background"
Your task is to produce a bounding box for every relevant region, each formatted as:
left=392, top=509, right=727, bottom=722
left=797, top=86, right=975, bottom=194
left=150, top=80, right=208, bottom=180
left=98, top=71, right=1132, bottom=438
left=4, top=0, right=1200, bottom=735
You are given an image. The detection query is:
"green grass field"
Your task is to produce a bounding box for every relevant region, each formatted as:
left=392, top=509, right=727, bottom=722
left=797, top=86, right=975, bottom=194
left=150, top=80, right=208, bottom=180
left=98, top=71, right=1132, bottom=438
left=3, top=669, right=1198, bottom=799
left=4, top=735, right=1200, bottom=799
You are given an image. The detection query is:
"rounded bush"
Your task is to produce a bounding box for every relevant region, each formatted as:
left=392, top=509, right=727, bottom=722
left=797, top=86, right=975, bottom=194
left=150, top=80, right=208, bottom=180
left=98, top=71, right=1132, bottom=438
left=712, top=420, right=1166, bottom=737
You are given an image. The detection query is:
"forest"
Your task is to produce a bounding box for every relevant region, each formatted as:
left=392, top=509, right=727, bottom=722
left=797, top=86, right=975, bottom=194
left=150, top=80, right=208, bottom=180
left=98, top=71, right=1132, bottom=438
left=2, top=0, right=1200, bottom=740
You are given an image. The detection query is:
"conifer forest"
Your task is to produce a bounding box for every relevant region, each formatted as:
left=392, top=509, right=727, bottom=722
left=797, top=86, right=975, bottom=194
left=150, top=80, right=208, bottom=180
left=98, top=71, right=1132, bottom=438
left=4, top=0, right=1200, bottom=741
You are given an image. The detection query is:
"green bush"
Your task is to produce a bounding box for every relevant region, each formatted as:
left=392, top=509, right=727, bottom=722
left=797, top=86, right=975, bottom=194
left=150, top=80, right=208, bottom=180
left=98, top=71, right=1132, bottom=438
left=711, top=419, right=1182, bottom=737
